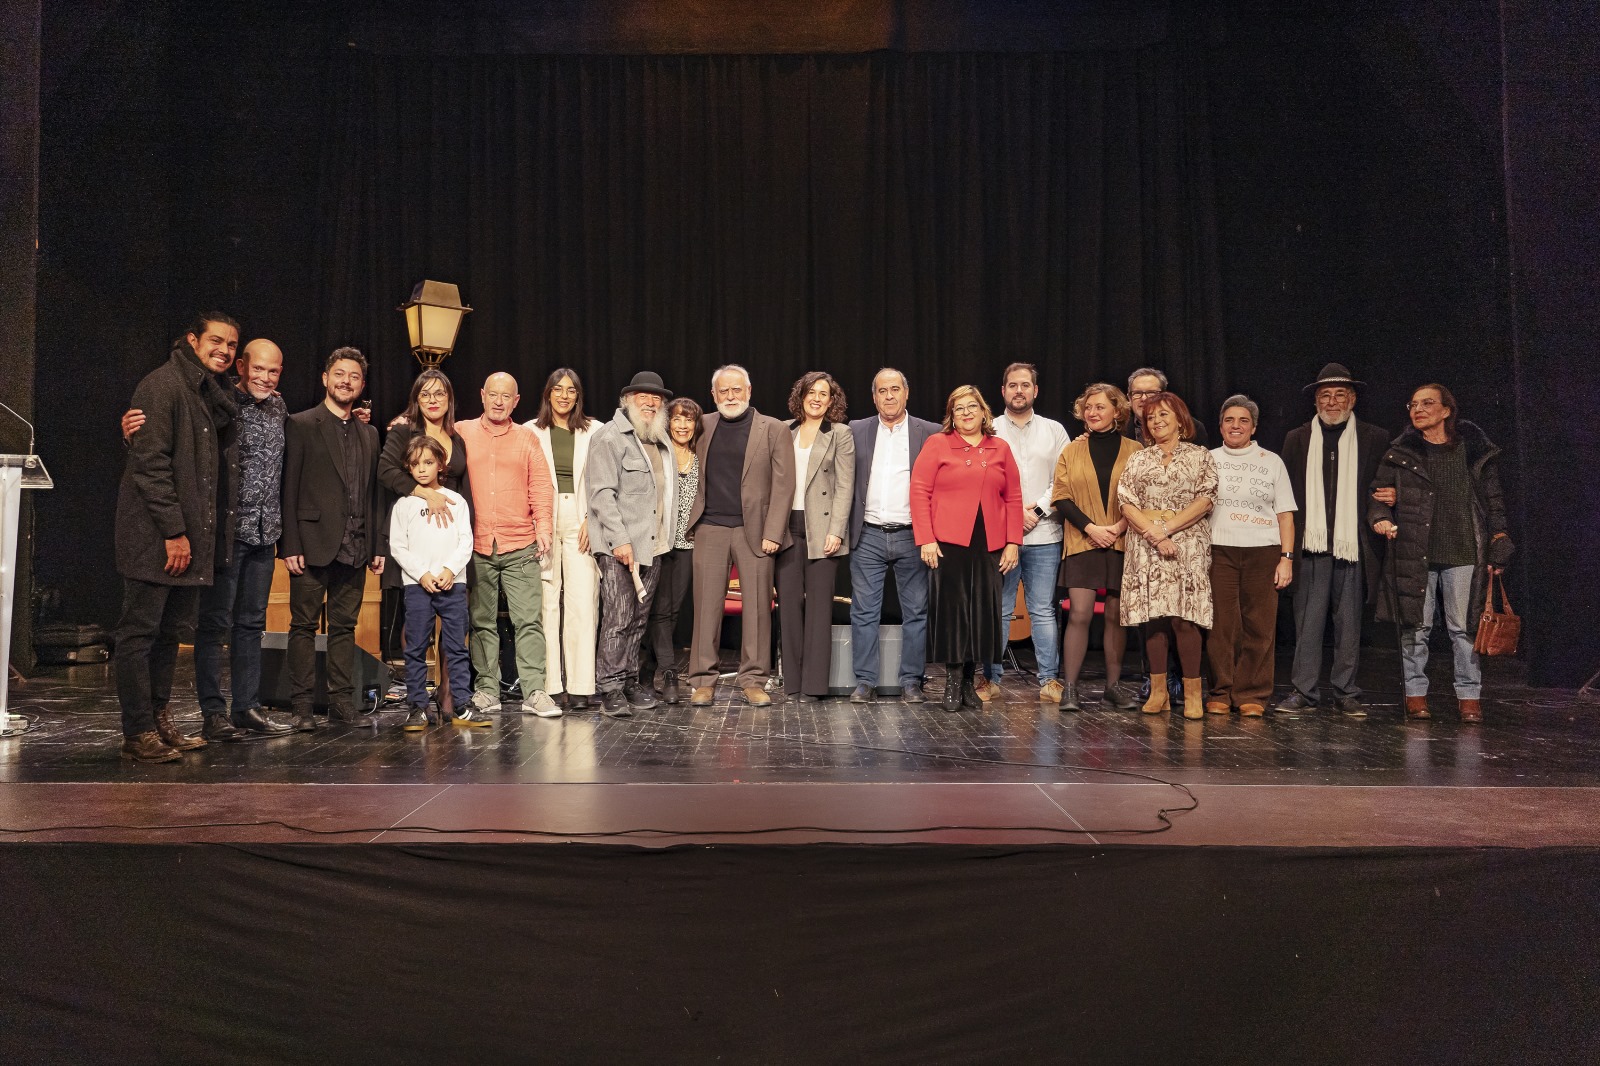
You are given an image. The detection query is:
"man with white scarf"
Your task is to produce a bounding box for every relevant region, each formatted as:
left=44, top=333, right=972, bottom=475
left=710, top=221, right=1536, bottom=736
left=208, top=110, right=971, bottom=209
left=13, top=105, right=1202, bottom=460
left=1277, top=363, right=1391, bottom=716
left=586, top=372, right=677, bottom=718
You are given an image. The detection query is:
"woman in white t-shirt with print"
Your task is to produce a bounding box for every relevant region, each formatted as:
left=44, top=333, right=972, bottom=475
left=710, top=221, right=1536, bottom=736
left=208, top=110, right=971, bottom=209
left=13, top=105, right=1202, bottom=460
left=1208, top=395, right=1297, bottom=717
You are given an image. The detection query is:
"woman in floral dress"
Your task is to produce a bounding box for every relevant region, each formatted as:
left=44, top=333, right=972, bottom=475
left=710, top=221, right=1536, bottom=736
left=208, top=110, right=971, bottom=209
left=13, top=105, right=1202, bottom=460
left=1117, top=392, right=1218, bottom=719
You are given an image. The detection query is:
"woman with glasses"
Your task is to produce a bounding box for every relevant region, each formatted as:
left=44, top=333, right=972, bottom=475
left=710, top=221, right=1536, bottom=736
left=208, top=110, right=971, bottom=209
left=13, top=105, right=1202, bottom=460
left=378, top=368, right=475, bottom=722
left=910, top=385, right=1024, bottom=710
left=639, top=396, right=704, bottom=704
left=1117, top=391, right=1218, bottom=719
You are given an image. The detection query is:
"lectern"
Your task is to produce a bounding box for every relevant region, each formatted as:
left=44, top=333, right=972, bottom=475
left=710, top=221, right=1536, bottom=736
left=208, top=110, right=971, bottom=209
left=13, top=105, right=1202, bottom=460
left=1, top=455, right=52, bottom=734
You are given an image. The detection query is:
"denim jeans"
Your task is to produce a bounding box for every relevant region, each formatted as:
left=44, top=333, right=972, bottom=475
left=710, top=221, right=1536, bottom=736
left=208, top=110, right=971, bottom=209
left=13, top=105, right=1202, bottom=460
left=849, top=525, right=928, bottom=687
left=195, top=539, right=277, bottom=722
left=987, top=542, right=1061, bottom=683
left=403, top=584, right=471, bottom=708
left=1402, top=564, right=1481, bottom=699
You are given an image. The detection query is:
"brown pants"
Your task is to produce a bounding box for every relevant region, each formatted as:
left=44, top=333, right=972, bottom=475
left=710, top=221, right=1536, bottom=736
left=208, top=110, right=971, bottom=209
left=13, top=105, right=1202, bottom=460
left=686, top=523, right=775, bottom=690
left=1208, top=544, right=1281, bottom=707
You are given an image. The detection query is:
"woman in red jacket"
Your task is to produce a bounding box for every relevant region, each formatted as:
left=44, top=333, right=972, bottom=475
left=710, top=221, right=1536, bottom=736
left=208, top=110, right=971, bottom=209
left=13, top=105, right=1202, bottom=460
left=911, top=385, right=1024, bottom=710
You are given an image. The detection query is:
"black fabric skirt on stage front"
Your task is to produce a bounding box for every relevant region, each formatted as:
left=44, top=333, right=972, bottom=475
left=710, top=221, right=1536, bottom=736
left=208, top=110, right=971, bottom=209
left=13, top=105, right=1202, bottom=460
left=927, top=508, right=1005, bottom=664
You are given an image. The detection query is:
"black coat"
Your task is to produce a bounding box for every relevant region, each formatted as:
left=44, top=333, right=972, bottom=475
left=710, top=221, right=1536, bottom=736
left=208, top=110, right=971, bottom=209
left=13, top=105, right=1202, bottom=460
left=1367, top=421, right=1511, bottom=636
left=1280, top=416, right=1392, bottom=603
left=376, top=420, right=472, bottom=588
left=114, top=343, right=239, bottom=585
left=281, top=402, right=386, bottom=567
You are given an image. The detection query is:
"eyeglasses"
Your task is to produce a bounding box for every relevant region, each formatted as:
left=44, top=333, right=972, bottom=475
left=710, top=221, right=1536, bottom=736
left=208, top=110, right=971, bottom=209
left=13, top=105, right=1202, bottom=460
left=417, top=389, right=448, bottom=402
left=1405, top=399, right=1442, bottom=411
left=952, top=404, right=983, bottom=416
left=1129, top=390, right=1160, bottom=399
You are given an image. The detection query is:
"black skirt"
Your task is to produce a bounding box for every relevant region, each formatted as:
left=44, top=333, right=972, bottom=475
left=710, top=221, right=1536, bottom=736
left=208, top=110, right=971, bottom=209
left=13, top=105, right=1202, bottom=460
left=1059, top=546, right=1125, bottom=592
left=927, top=508, right=1006, bottom=664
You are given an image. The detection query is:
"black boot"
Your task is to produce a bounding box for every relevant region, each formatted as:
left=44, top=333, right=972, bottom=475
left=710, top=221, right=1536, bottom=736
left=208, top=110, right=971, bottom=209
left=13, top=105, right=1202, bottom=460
left=942, top=665, right=963, bottom=711
left=960, top=664, right=982, bottom=709
left=661, top=674, right=681, bottom=705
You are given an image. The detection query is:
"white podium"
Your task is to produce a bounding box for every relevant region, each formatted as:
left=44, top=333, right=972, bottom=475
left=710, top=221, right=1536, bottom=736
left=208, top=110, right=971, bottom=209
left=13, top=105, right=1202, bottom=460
left=1, top=455, right=52, bottom=734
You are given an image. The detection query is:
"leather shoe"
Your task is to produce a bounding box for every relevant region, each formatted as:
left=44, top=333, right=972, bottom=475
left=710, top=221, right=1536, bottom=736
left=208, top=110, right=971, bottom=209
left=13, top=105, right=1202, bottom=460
left=849, top=683, right=873, bottom=704
left=121, top=730, right=181, bottom=763
left=901, top=682, right=926, bottom=705
left=600, top=690, right=634, bottom=719
left=1275, top=692, right=1316, bottom=715
left=973, top=677, right=1001, bottom=703
left=154, top=709, right=206, bottom=751
left=690, top=686, right=716, bottom=707
left=1458, top=698, right=1482, bottom=723
left=741, top=686, right=772, bottom=707
left=568, top=694, right=591, bottom=711
left=328, top=704, right=369, bottom=727
left=1404, top=696, right=1431, bottom=720
left=660, top=676, right=681, bottom=705
left=1099, top=684, right=1138, bottom=712
left=202, top=716, right=247, bottom=742
left=1240, top=703, right=1265, bottom=718
left=293, top=712, right=318, bottom=733
left=624, top=680, right=659, bottom=709
left=1334, top=695, right=1367, bottom=719
left=233, top=706, right=292, bottom=737
left=1058, top=682, right=1082, bottom=713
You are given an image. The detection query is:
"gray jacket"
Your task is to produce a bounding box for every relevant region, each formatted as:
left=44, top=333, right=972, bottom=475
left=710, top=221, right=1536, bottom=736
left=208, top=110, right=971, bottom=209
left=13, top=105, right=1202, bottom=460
left=788, top=419, right=855, bottom=560
left=586, top=407, right=672, bottom=564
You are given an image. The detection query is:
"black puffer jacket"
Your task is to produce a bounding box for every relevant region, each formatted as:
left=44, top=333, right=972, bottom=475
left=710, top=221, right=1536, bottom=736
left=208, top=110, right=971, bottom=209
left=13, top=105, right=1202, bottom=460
left=1367, top=421, right=1512, bottom=635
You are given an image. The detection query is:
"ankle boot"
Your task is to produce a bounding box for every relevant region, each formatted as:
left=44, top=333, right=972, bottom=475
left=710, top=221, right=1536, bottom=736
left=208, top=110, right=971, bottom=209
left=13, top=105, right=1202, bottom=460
left=1182, top=677, right=1205, bottom=720
left=1142, top=672, right=1169, bottom=714
left=1458, top=698, right=1482, bottom=723
left=942, top=665, right=963, bottom=711
left=1405, top=695, right=1431, bottom=720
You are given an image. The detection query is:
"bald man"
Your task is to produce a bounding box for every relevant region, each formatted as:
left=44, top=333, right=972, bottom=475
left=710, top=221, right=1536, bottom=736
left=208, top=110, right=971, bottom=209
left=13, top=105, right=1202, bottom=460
left=457, top=372, right=560, bottom=717
left=120, top=337, right=296, bottom=740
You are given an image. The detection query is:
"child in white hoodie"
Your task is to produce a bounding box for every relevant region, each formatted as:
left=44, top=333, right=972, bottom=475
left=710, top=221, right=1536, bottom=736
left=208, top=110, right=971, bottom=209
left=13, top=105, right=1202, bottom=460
left=388, top=435, right=478, bottom=730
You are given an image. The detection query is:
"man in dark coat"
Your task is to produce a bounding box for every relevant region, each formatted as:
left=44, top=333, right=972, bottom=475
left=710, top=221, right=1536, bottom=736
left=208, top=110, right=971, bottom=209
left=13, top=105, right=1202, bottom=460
left=1369, top=384, right=1513, bottom=722
left=113, top=313, right=240, bottom=762
left=1276, top=363, right=1392, bottom=717
left=280, top=346, right=387, bottom=731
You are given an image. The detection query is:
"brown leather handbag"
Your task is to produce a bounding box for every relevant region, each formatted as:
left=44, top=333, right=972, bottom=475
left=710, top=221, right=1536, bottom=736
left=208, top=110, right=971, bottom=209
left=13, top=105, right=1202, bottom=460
left=1472, top=570, right=1521, bottom=657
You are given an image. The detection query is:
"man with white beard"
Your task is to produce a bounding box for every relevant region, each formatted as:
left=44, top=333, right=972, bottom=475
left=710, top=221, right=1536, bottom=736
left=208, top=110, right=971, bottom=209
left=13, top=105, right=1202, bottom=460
left=684, top=365, right=795, bottom=707
left=1277, top=363, right=1391, bottom=717
left=586, top=372, right=677, bottom=718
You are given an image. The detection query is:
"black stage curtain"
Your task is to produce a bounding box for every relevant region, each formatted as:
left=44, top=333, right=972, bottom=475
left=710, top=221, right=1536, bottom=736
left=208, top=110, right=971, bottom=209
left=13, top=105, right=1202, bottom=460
left=3, top=843, right=1597, bottom=1063
left=315, top=48, right=1224, bottom=421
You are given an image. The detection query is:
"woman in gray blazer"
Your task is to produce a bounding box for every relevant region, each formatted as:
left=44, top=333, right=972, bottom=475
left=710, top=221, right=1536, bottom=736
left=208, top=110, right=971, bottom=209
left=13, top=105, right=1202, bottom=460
left=775, top=372, right=856, bottom=700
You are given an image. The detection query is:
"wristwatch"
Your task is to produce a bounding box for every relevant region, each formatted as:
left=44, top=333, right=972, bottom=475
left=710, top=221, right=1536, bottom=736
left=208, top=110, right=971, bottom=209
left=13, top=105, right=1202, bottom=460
left=1281, top=551, right=1294, bottom=560
left=1032, top=505, right=1048, bottom=521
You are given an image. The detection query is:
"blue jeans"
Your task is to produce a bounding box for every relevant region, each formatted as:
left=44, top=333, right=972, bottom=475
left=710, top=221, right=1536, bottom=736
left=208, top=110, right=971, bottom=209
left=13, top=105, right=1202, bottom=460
left=1402, top=564, right=1481, bottom=699
left=987, top=543, right=1061, bottom=683
left=849, top=525, right=928, bottom=687
left=195, top=539, right=277, bottom=722
left=403, top=584, right=471, bottom=708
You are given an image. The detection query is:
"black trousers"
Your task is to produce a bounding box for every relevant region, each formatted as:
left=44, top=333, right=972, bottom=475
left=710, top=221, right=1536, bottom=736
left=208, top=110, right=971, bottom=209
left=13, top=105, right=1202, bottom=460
left=775, top=512, right=840, bottom=698
left=642, top=547, right=693, bottom=682
left=288, top=561, right=367, bottom=714
left=114, top=578, right=200, bottom=738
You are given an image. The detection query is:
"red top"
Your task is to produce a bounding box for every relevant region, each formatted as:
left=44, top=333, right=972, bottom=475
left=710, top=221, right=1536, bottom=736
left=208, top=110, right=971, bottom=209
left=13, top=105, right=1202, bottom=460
left=910, top=431, right=1024, bottom=550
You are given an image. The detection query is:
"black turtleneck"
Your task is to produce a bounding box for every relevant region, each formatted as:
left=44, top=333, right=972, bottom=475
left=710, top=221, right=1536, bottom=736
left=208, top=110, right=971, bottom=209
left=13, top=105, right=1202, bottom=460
left=702, top=406, right=754, bottom=526
left=1319, top=417, right=1348, bottom=535
left=1055, top=427, right=1123, bottom=532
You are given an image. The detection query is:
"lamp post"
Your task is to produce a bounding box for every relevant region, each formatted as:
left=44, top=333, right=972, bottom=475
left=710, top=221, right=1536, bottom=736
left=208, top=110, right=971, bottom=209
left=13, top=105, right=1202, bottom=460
left=398, top=280, right=472, bottom=368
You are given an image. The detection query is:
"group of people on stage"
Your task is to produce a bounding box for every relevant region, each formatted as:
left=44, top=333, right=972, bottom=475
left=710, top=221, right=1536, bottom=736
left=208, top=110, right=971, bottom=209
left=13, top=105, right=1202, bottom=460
left=110, top=312, right=1515, bottom=762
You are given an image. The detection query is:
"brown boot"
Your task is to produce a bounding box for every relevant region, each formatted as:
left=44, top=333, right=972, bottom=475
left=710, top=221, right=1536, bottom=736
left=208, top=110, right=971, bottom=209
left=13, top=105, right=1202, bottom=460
left=1404, top=695, right=1431, bottom=720
left=1458, top=698, right=1482, bottom=723
left=1182, top=678, right=1205, bottom=720
left=154, top=709, right=207, bottom=751
left=121, top=731, right=181, bottom=763
left=1142, top=673, right=1169, bottom=714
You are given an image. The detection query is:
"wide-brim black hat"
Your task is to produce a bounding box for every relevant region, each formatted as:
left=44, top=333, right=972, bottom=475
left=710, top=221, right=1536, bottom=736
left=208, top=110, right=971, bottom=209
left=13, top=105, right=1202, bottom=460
left=622, top=371, right=672, bottom=399
left=1303, top=362, right=1366, bottom=391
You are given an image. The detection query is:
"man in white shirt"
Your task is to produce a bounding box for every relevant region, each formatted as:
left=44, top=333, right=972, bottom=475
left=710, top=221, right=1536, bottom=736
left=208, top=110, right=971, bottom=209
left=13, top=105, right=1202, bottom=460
left=846, top=369, right=940, bottom=703
left=984, top=363, right=1070, bottom=703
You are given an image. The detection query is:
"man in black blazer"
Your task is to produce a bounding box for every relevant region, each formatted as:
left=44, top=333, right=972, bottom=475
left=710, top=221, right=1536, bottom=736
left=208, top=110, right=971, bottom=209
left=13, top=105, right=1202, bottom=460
left=1276, top=362, right=1391, bottom=717
left=847, top=368, right=941, bottom=703
left=280, top=346, right=387, bottom=730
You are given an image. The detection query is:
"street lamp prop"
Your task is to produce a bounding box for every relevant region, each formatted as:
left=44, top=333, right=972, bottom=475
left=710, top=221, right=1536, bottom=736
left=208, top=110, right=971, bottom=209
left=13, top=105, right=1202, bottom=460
left=399, top=280, right=472, bottom=368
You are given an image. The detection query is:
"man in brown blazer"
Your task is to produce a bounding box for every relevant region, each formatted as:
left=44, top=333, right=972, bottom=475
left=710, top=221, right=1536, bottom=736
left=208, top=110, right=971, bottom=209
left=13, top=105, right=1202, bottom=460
left=685, top=365, right=796, bottom=706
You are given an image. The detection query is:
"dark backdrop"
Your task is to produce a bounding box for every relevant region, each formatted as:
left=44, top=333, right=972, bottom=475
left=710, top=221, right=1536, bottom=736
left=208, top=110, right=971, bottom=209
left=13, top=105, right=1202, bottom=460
left=27, top=0, right=1600, bottom=684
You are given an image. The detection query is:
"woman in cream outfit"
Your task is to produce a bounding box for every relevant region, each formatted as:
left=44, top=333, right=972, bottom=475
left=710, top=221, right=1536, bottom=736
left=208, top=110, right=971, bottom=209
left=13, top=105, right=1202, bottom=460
left=525, top=368, right=601, bottom=709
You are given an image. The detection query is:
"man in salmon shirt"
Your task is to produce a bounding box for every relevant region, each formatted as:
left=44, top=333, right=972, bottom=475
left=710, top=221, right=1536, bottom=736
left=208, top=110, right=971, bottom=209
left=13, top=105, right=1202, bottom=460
left=457, top=372, right=560, bottom=718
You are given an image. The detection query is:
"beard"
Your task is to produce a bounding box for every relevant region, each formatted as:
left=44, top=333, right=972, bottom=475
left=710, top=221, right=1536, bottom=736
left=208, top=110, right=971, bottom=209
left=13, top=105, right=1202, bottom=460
left=1320, top=408, right=1352, bottom=426
left=717, top=399, right=750, bottom=419
left=626, top=400, right=668, bottom=444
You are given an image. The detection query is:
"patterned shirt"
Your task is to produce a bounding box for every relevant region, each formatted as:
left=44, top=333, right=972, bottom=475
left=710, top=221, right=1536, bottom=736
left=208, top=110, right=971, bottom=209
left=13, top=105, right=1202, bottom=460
left=672, top=453, right=699, bottom=550
left=234, top=389, right=286, bottom=547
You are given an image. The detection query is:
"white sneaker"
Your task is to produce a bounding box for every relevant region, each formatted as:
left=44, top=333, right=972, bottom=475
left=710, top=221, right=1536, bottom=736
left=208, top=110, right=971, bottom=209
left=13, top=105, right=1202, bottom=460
left=469, top=691, right=502, bottom=714
left=524, top=690, right=563, bottom=718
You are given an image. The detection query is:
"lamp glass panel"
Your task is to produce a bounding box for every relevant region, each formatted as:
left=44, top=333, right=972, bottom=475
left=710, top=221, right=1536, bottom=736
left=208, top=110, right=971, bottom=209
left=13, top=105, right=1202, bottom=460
left=420, top=304, right=462, bottom=350
left=404, top=304, right=423, bottom=349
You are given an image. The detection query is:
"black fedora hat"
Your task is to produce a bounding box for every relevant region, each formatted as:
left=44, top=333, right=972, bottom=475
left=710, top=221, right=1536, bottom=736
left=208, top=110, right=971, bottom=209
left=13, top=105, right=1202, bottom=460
left=1303, top=362, right=1366, bottom=392
left=621, top=371, right=672, bottom=399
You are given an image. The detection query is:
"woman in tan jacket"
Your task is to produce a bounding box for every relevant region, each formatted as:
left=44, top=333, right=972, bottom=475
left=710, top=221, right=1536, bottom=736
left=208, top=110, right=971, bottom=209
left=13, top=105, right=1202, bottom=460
left=1051, top=384, right=1144, bottom=712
